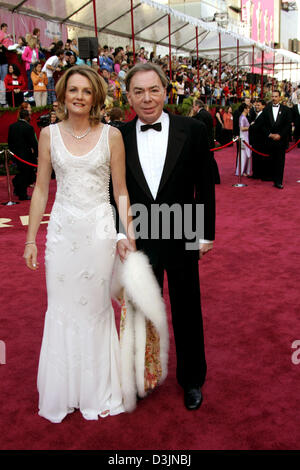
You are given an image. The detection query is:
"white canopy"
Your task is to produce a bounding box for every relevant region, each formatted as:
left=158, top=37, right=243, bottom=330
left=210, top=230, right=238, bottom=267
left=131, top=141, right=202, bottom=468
left=1, top=0, right=299, bottom=79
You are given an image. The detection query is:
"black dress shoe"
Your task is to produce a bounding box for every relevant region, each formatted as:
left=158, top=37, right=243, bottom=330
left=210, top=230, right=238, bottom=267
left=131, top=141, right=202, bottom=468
left=19, top=195, right=31, bottom=200
left=273, top=183, right=284, bottom=189
left=184, top=387, right=203, bottom=410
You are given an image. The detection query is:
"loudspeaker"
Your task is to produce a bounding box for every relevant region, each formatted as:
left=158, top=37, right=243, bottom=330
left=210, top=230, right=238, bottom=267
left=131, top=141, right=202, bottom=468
left=78, top=37, right=99, bottom=60
left=246, top=73, right=268, bottom=85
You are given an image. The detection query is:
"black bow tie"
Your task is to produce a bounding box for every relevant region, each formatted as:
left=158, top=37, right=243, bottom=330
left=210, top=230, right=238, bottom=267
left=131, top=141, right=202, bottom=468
left=273, top=104, right=280, bottom=108
left=140, top=122, right=162, bottom=132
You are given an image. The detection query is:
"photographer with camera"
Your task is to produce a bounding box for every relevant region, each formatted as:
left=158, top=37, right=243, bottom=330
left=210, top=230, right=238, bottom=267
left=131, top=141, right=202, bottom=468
left=37, top=101, right=60, bottom=128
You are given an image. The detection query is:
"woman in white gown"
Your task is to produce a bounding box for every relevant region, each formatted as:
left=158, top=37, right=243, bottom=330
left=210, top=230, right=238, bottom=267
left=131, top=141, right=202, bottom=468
left=23, top=65, right=135, bottom=423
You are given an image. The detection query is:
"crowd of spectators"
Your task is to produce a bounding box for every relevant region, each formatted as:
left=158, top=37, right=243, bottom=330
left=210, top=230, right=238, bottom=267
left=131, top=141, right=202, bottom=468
left=1, top=20, right=300, bottom=148
left=2, top=21, right=300, bottom=199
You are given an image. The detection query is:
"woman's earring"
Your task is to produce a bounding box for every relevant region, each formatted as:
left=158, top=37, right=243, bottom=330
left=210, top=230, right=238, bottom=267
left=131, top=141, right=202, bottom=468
left=64, top=105, right=67, bottom=114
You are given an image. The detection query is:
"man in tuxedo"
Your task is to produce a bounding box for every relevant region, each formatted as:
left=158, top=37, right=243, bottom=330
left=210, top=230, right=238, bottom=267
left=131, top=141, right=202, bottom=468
left=249, top=99, right=268, bottom=179
left=262, top=90, right=292, bottom=189
left=292, top=93, right=300, bottom=148
left=117, top=63, right=215, bottom=410
left=192, top=99, right=220, bottom=184
left=8, top=108, right=38, bottom=200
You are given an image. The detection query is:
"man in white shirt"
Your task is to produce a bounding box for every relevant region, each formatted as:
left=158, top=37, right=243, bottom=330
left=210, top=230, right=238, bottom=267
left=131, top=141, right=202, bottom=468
left=262, top=90, right=292, bottom=188
left=116, top=62, right=215, bottom=411
left=42, top=50, right=64, bottom=104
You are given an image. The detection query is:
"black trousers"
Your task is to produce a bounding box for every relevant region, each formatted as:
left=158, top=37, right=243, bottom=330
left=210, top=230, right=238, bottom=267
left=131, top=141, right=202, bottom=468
left=269, top=144, right=286, bottom=185
left=6, top=91, right=24, bottom=107
left=252, top=151, right=263, bottom=179
left=152, top=258, right=207, bottom=389
left=12, top=162, right=35, bottom=198
left=211, top=152, right=221, bottom=184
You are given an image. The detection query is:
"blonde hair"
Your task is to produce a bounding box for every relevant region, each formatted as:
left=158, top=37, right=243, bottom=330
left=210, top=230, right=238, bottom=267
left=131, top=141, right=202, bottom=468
left=55, top=65, right=107, bottom=126
left=27, top=34, right=37, bottom=49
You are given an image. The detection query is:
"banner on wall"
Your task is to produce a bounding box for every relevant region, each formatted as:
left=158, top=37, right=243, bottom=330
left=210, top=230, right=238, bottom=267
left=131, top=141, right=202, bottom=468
left=45, top=21, right=62, bottom=40
left=0, top=8, right=67, bottom=46
left=241, top=0, right=275, bottom=47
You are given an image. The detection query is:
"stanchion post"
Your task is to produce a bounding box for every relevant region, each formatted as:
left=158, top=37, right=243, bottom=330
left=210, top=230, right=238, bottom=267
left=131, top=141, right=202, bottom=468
left=1, top=149, right=18, bottom=206
left=233, top=138, right=247, bottom=188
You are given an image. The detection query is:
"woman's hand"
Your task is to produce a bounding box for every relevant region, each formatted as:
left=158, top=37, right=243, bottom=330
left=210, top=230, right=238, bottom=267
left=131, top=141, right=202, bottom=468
left=117, top=238, right=136, bottom=263
left=23, top=244, right=39, bottom=270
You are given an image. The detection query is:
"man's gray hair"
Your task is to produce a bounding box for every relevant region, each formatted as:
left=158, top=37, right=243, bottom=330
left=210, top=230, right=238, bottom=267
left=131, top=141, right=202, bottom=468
left=125, top=62, right=168, bottom=91
left=194, top=99, right=205, bottom=109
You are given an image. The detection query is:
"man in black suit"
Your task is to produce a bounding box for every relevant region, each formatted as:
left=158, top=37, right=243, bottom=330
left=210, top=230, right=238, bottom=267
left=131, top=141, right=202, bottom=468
left=262, top=90, right=292, bottom=189
left=117, top=63, right=215, bottom=411
left=192, top=99, right=220, bottom=184
left=292, top=94, right=300, bottom=148
left=249, top=99, right=268, bottom=179
left=8, top=108, right=38, bottom=200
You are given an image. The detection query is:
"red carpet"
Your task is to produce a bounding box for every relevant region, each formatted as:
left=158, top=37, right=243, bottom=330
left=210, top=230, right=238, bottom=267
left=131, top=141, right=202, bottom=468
left=1, top=146, right=300, bottom=450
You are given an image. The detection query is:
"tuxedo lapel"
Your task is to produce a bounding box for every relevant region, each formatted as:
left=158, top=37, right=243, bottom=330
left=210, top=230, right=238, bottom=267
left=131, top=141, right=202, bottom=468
left=156, top=112, right=186, bottom=198
left=268, top=105, right=275, bottom=125
left=125, top=118, right=154, bottom=202
left=276, top=105, right=283, bottom=123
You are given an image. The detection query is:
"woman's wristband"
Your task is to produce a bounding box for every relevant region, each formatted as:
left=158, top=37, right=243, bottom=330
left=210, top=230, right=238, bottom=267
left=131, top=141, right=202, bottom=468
left=25, top=241, right=36, bottom=245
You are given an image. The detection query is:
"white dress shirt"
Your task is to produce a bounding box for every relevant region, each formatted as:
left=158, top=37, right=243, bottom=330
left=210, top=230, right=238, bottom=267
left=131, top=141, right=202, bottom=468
left=136, top=111, right=169, bottom=200
left=272, top=104, right=280, bottom=122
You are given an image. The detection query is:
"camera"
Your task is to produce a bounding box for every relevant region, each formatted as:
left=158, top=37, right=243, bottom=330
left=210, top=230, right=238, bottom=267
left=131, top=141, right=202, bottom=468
left=37, top=113, right=51, bottom=128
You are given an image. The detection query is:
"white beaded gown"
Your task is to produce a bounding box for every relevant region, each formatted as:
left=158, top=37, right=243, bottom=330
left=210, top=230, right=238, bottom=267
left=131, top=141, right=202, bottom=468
left=37, top=123, right=124, bottom=423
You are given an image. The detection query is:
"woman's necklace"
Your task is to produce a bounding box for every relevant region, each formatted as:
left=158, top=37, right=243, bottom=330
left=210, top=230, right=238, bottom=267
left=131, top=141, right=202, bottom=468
left=71, top=126, right=91, bottom=140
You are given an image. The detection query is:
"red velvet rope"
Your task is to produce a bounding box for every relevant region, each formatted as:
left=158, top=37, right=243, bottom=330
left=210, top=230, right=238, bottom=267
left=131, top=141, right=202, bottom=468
left=6, top=137, right=299, bottom=169
left=210, top=139, right=236, bottom=152
left=243, top=138, right=300, bottom=156
left=285, top=138, right=300, bottom=153
left=242, top=140, right=270, bottom=157
left=8, top=150, right=38, bottom=168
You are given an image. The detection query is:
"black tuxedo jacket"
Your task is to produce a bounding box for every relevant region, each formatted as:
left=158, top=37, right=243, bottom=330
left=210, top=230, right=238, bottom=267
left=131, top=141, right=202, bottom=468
left=117, top=111, right=216, bottom=267
left=262, top=104, right=292, bottom=149
left=193, top=109, right=214, bottom=149
left=249, top=112, right=268, bottom=151
left=8, top=119, right=38, bottom=164
left=292, top=104, right=300, bottom=137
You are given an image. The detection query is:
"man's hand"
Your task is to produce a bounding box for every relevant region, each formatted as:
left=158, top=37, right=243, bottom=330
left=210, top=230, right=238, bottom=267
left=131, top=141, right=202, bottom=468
left=199, top=241, right=213, bottom=260
left=269, top=133, right=281, bottom=141
left=117, top=238, right=136, bottom=263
